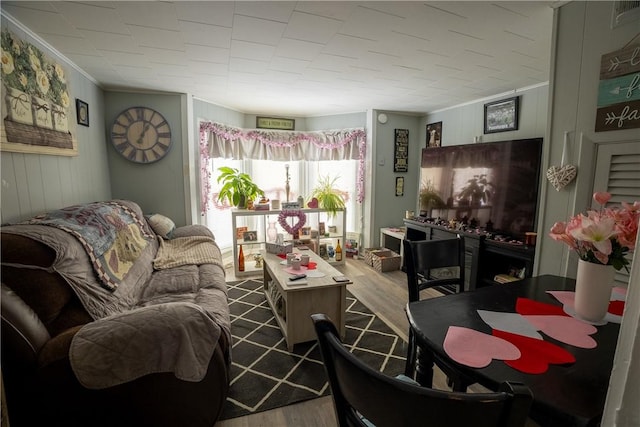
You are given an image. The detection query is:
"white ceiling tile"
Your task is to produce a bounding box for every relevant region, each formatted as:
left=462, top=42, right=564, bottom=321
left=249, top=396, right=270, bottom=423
left=284, top=10, right=344, bottom=44
left=2, top=4, right=82, bottom=37
left=231, top=40, right=275, bottom=62
left=77, top=30, right=138, bottom=53
left=233, top=1, right=295, bottom=22
left=178, top=20, right=232, bottom=48
left=231, top=15, right=286, bottom=46
left=185, top=45, right=230, bottom=63
left=292, top=2, right=357, bottom=20
left=269, top=56, right=310, bottom=74
left=174, top=2, right=235, bottom=27
left=113, top=2, right=180, bottom=31
left=275, top=38, right=323, bottom=61
left=53, top=2, right=129, bottom=34
left=126, top=25, right=185, bottom=51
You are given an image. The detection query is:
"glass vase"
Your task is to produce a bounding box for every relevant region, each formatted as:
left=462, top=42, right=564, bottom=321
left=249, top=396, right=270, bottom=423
left=267, top=221, right=278, bottom=242
left=574, top=259, right=615, bottom=322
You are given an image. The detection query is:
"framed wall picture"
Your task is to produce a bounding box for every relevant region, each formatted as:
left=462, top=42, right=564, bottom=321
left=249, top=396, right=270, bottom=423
left=426, top=121, right=442, bottom=147
left=395, top=176, right=404, bottom=196
left=484, top=96, right=519, bottom=134
left=393, top=129, right=409, bottom=172
left=76, top=99, right=89, bottom=127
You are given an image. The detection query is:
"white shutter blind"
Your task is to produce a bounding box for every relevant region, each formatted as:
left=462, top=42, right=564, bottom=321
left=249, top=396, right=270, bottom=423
left=593, top=141, right=640, bottom=286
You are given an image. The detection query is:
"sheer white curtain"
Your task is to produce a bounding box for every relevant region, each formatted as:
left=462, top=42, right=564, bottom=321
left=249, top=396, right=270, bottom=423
left=200, top=122, right=365, bottom=251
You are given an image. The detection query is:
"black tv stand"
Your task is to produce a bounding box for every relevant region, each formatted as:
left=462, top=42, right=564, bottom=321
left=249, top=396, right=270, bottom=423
left=403, top=218, right=535, bottom=291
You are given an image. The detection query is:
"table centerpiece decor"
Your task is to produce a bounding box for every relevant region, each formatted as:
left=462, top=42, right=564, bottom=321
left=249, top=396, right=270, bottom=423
left=549, top=191, right=639, bottom=321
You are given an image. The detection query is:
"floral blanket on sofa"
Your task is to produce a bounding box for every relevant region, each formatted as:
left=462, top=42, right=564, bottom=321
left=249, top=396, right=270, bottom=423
left=26, top=201, right=155, bottom=291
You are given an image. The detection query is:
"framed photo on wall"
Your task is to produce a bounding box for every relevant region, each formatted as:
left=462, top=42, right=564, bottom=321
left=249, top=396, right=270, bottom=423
left=76, top=99, right=89, bottom=127
left=395, top=177, right=404, bottom=196
left=426, top=121, right=442, bottom=148
left=484, top=96, right=519, bottom=134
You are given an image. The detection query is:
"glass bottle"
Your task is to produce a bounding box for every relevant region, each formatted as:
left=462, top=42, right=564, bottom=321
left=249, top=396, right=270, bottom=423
left=335, top=239, right=343, bottom=262
left=238, top=244, right=245, bottom=272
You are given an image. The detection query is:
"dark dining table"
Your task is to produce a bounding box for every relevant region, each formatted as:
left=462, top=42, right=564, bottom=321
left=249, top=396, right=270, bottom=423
left=406, top=275, right=620, bottom=427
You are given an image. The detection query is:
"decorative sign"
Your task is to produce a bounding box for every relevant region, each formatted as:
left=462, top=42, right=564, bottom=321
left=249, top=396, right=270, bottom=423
left=1, top=29, right=76, bottom=155
left=596, top=42, right=640, bottom=132
left=256, top=116, right=295, bottom=130
left=394, top=129, right=409, bottom=173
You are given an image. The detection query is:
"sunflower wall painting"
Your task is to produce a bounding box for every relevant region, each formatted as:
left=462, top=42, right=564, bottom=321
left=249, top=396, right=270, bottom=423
left=1, top=29, right=77, bottom=156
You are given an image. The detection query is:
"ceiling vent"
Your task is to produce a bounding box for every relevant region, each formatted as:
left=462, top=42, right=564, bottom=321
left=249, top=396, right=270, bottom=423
left=611, top=1, right=640, bottom=28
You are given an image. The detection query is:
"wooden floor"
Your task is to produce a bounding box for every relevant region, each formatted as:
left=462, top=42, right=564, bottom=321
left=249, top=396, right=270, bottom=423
left=219, top=257, right=541, bottom=427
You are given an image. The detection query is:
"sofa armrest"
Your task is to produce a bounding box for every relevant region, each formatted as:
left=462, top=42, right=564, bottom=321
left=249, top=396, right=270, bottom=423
left=1, top=283, right=51, bottom=366
left=172, top=224, right=215, bottom=240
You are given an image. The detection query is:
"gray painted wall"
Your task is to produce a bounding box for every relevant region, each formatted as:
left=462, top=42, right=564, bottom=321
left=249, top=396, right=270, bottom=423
left=1, top=16, right=111, bottom=224
left=368, top=112, right=423, bottom=247
left=104, top=91, right=187, bottom=226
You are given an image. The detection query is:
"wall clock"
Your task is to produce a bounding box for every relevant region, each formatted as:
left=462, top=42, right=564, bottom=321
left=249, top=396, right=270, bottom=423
left=110, top=106, right=172, bottom=163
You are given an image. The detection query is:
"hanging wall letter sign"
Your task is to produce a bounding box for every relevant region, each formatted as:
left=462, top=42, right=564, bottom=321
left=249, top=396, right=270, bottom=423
left=394, top=129, right=409, bottom=173
left=595, top=42, right=640, bottom=132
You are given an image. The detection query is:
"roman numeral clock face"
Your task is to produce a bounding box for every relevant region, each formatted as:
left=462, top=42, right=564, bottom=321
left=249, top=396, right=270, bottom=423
left=110, top=107, right=172, bottom=164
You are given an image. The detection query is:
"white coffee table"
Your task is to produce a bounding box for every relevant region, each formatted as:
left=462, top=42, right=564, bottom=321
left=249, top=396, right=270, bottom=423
left=262, top=249, right=351, bottom=351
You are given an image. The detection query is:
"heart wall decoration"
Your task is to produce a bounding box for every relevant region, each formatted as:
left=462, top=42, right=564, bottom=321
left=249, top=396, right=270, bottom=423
left=547, top=131, right=577, bottom=191
left=278, top=210, right=307, bottom=236
left=547, top=165, right=578, bottom=191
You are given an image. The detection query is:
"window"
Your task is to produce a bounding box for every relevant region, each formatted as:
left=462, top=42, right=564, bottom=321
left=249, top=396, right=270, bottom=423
left=205, top=158, right=360, bottom=251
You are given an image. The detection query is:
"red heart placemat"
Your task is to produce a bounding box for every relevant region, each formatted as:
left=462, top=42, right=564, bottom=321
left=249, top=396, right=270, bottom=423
left=516, top=297, right=567, bottom=316
left=493, top=329, right=575, bottom=374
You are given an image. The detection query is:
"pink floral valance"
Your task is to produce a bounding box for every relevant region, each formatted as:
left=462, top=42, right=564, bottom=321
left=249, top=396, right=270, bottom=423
left=199, top=121, right=367, bottom=214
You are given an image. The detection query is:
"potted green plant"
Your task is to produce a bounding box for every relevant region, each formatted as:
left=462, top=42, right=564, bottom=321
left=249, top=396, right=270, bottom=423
left=216, top=166, right=264, bottom=209
left=457, top=174, right=493, bottom=207
left=419, top=179, right=445, bottom=214
left=310, top=175, right=346, bottom=217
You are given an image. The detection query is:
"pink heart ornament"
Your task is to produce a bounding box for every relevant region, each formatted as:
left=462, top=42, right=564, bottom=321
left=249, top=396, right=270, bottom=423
left=307, top=197, right=318, bottom=208
left=443, top=326, right=520, bottom=368
left=546, top=165, right=577, bottom=191
left=523, top=315, right=597, bottom=349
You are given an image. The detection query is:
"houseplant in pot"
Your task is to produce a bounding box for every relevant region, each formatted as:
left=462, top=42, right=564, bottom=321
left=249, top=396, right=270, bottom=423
left=216, top=166, right=264, bottom=209
left=419, top=179, right=445, bottom=216
left=310, top=175, right=346, bottom=217
left=549, top=191, right=639, bottom=321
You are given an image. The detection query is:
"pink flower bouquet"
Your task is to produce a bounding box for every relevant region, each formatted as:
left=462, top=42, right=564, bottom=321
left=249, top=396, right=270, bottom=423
left=549, top=192, right=640, bottom=271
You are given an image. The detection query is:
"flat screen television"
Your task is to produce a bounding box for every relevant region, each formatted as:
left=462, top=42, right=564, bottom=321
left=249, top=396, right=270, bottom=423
left=419, top=138, right=543, bottom=241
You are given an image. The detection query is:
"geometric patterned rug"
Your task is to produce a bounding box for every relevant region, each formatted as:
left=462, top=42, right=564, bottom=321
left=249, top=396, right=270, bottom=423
left=219, top=279, right=409, bottom=420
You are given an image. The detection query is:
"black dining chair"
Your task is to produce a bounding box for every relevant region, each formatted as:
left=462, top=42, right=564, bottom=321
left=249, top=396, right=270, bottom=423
left=403, top=236, right=471, bottom=390
left=312, top=313, right=532, bottom=427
